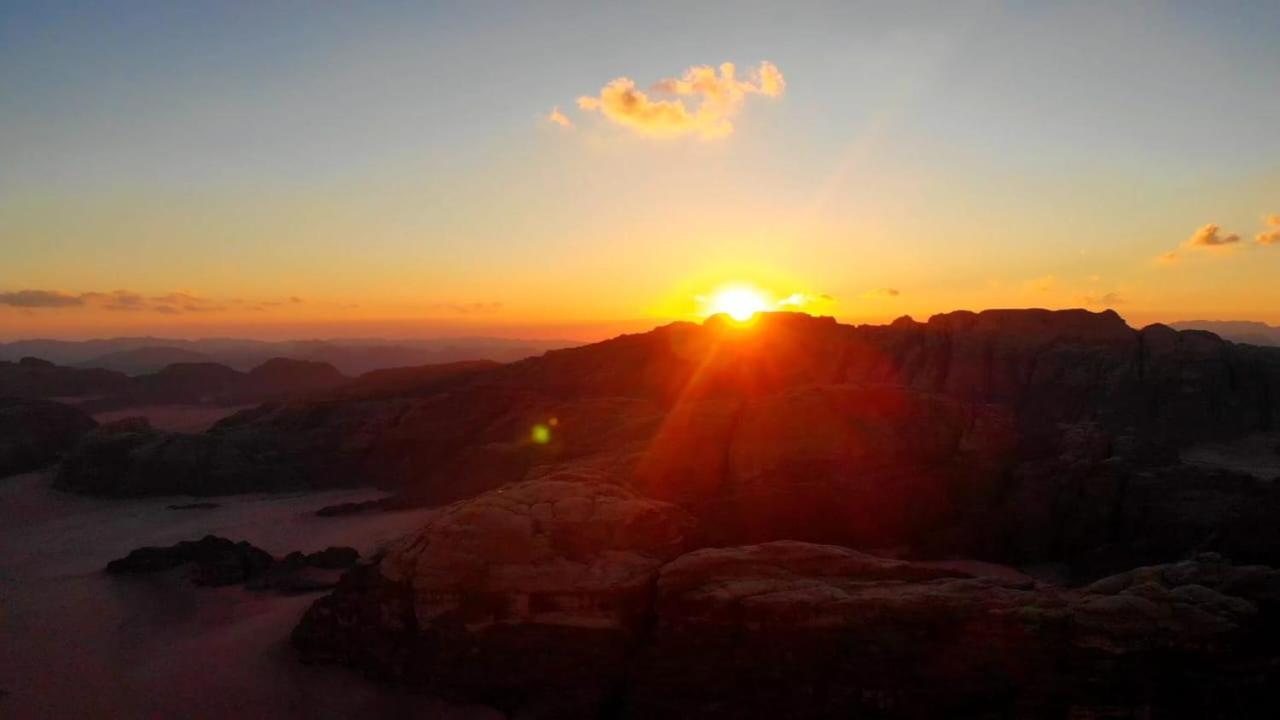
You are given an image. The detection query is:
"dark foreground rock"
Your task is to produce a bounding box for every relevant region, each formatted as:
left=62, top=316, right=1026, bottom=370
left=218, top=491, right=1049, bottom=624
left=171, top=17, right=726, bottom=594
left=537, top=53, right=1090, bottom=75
left=628, top=543, right=1280, bottom=719
left=106, top=535, right=275, bottom=586
left=292, top=477, right=695, bottom=717
left=106, top=535, right=359, bottom=591
left=295, top=516, right=1280, bottom=718
left=0, top=397, right=97, bottom=477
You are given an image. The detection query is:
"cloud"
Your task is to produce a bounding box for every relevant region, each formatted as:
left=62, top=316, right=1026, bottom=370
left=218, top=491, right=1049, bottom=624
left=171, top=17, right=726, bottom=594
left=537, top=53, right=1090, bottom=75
left=1155, top=251, right=1180, bottom=265
left=1081, top=291, right=1125, bottom=307
left=1186, top=223, right=1239, bottom=248
left=0, top=288, right=279, bottom=314
left=0, top=290, right=85, bottom=308
left=1257, top=214, right=1280, bottom=246
left=776, top=292, right=835, bottom=309
left=149, top=292, right=225, bottom=313
left=423, top=301, right=503, bottom=315
left=545, top=106, right=573, bottom=128
left=859, top=288, right=901, bottom=300
left=81, top=290, right=148, bottom=311
left=576, top=61, right=785, bottom=139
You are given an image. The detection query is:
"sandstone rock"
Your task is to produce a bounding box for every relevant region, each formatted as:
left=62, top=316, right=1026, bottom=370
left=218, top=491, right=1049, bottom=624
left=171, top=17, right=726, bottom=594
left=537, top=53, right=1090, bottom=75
left=293, top=477, right=695, bottom=717
left=106, top=535, right=274, bottom=586
left=0, top=397, right=97, bottom=477
left=625, top=544, right=1280, bottom=719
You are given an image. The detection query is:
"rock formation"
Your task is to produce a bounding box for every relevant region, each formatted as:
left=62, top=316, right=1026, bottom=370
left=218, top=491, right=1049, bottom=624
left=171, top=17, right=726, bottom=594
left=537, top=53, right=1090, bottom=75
left=294, top=513, right=1280, bottom=717
left=293, top=477, right=695, bottom=716
left=0, top=397, right=97, bottom=477
left=106, top=535, right=359, bottom=591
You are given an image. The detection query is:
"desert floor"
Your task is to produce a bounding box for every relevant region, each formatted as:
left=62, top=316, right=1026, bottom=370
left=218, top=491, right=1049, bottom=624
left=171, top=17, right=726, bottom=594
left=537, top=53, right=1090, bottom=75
left=0, top=470, right=498, bottom=719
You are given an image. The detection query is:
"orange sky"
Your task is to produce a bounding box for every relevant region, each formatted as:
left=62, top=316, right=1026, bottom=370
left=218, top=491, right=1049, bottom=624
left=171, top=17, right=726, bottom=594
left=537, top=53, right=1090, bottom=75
left=3, top=4, right=1279, bottom=340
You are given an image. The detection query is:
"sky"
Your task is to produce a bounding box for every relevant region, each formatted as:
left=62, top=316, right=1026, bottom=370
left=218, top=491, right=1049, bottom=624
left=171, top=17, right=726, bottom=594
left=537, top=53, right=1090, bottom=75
left=2, top=1, right=1278, bottom=340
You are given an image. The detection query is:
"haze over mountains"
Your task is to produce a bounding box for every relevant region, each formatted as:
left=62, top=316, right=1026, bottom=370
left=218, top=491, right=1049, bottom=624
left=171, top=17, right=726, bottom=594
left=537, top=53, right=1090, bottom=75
left=1171, top=320, right=1280, bottom=347
left=0, top=336, right=580, bottom=376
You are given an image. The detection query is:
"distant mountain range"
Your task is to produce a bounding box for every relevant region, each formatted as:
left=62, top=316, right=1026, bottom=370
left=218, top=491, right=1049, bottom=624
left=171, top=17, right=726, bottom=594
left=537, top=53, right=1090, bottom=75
left=1169, top=320, right=1280, bottom=347
left=0, top=336, right=581, bottom=376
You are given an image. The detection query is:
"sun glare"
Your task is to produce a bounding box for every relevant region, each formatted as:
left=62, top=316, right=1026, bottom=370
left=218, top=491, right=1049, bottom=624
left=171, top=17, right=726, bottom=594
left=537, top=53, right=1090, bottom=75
left=706, top=286, right=771, bottom=322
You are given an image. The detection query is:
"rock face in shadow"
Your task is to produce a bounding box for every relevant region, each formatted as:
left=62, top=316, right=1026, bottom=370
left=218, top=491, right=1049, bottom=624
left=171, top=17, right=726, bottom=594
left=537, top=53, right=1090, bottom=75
left=106, top=535, right=359, bottom=591
left=295, top=534, right=1280, bottom=718
left=0, top=355, right=349, bottom=411
left=54, top=310, right=1280, bottom=566
left=292, top=477, right=695, bottom=717
left=106, top=535, right=275, bottom=586
left=0, top=356, right=131, bottom=399
left=625, top=543, right=1280, bottom=719
left=0, top=397, right=97, bottom=477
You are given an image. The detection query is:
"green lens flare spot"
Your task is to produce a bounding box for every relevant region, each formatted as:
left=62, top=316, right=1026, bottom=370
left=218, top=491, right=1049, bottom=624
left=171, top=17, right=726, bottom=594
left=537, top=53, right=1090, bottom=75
left=531, top=424, right=551, bottom=444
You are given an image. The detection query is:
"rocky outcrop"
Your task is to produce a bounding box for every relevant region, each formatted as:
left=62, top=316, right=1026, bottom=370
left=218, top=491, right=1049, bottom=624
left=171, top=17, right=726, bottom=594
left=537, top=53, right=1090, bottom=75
left=106, top=535, right=275, bottom=586
left=55, top=399, right=405, bottom=496
left=295, top=532, right=1280, bottom=718
left=83, top=357, right=349, bottom=410
left=626, top=544, right=1280, bottom=719
left=292, top=477, right=696, bottom=717
left=106, top=535, right=359, bottom=591
left=0, top=356, right=131, bottom=399
left=0, top=397, right=97, bottom=477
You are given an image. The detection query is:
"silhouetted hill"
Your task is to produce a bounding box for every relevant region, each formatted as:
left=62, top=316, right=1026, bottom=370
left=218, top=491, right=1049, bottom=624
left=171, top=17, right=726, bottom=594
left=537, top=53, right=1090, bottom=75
left=0, top=336, right=580, bottom=375
left=326, top=360, right=501, bottom=401
left=58, top=309, right=1280, bottom=556
left=1171, top=319, right=1280, bottom=346
left=0, top=357, right=132, bottom=398
left=75, top=346, right=214, bottom=375
left=0, top=355, right=350, bottom=410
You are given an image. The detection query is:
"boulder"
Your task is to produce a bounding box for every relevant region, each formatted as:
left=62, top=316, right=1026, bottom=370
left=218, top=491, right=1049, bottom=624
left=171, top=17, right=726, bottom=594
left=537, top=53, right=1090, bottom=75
left=106, top=535, right=274, bottom=586
left=625, top=544, right=1280, bottom=718
left=293, top=477, right=695, bottom=717
left=0, top=397, right=97, bottom=477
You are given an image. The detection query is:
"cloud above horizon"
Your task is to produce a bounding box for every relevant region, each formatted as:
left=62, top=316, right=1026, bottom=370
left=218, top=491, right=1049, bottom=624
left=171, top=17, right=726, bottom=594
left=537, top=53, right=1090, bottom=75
left=0, top=289, right=282, bottom=315
left=1081, top=291, right=1125, bottom=307
left=859, top=288, right=901, bottom=300
left=545, top=106, right=572, bottom=128
left=1186, top=223, right=1240, bottom=248
left=1257, top=214, right=1280, bottom=246
left=422, top=301, right=503, bottom=315
left=0, top=290, right=85, bottom=308
left=574, top=61, right=785, bottom=139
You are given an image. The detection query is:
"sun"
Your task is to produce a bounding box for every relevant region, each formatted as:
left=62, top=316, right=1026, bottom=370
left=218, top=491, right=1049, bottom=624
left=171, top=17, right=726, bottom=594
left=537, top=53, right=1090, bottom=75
left=705, top=286, right=771, bottom=322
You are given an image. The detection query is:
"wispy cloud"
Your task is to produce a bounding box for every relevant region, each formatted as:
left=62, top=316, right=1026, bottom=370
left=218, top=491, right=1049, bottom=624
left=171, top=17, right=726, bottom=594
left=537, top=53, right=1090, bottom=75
left=776, top=292, right=835, bottom=309
left=574, top=61, right=785, bottom=139
left=545, top=106, right=573, bottom=128
left=1081, top=291, right=1125, bottom=307
left=859, top=288, right=901, bottom=300
left=423, top=301, right=503, bottom=315
left=0, top=288, right=290, bottom=314
left=0, top=290, right=84, bottom=308
left=1257, top=214, right=1280, bottom=246
left=81, top=290, right=148, bottom=311
left=1186, top=223, right=1239, bottom=248
left=150, top=292, right=226, bottom=313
